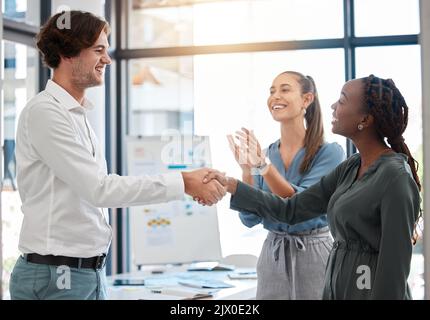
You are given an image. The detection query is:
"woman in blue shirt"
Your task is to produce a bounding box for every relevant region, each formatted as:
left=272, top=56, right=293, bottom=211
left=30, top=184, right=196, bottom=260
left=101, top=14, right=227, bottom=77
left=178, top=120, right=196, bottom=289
left=227, top=71, right=345, bottom=299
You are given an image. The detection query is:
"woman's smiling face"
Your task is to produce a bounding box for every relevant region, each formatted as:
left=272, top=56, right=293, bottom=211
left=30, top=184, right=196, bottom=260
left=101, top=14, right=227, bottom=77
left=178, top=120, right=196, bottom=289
left=267, top=73, right=311, bottom=123
left=331, top=79, right=368, bottom=138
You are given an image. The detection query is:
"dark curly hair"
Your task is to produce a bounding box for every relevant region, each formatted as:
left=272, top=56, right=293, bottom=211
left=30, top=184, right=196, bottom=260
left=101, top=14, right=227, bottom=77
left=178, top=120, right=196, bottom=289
left=36, top=11, right=110, bottom=69
left=363, top=74, right=422, bottom=244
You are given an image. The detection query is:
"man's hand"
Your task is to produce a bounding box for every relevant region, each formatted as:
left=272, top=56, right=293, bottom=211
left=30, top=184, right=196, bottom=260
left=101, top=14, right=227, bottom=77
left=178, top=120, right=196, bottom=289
left=182, top=168, right=227, bottom=206
left=202, top=170, right=228, bottom=186
left=193, top=170, right=238, bottom=206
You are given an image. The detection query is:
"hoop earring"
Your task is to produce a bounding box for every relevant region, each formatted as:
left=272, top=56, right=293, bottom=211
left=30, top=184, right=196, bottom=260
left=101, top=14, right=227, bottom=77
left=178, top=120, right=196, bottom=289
left=358, top=124, right=364, bottom=131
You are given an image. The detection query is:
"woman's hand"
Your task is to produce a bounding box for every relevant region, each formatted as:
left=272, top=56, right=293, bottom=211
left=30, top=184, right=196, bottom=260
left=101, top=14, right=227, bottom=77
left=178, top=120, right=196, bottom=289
left=227, top=134, right=251, bottom=173
left=228, top=128, right=265, bottom=170
left=193, top=170, right=238, bottom=205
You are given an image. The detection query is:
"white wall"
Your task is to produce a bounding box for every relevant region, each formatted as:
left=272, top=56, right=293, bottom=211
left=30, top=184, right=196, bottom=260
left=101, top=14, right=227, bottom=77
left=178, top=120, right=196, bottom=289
left=420, top=0, right=430, bottom=300
left=51, top=0, right=107, bottom=152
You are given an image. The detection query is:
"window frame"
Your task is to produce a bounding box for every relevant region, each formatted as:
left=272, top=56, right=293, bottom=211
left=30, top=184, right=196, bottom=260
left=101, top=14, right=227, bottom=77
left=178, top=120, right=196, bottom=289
left=2, top=0, right=51, bottom=92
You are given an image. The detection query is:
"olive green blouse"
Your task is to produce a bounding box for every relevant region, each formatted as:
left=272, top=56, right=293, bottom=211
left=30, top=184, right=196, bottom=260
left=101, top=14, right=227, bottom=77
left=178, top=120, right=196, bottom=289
left=230, top=152, right=421, bottom=300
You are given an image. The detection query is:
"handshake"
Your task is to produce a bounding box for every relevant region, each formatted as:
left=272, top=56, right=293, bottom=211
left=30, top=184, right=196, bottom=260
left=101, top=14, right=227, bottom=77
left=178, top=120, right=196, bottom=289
left=181, top=168, right=238, bottom=206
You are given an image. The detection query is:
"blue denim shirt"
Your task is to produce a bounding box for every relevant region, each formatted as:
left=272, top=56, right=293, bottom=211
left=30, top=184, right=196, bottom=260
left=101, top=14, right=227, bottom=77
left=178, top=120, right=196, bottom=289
left=239, top=141, right=345, bottom=233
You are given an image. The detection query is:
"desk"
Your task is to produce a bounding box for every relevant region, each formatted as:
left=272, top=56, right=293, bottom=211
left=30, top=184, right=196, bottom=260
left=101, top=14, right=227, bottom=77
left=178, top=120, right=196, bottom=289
left=107, top=264, right=257, bottom=300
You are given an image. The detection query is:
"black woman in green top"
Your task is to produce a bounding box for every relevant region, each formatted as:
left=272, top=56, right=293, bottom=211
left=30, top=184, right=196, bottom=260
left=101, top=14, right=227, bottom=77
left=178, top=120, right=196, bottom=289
left=203, top=75, right=421, bottom=300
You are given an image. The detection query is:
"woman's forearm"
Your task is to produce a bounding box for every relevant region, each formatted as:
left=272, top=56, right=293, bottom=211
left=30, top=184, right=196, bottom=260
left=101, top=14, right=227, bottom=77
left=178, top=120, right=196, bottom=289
left=242, top=171, right=254, bottom=185
left=261, top=164, right=296, bottom=198
left=229, top=179, right=324, bottom=225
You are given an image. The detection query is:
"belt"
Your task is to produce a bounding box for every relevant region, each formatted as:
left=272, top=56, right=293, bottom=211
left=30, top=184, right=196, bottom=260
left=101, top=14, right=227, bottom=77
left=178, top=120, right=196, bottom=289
left=24, top=253, right=107, bottom=270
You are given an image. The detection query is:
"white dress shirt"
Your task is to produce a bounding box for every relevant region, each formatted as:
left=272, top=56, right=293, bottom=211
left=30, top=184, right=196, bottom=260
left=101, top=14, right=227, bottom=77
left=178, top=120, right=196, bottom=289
left=16, top=80, right=185, bottom=258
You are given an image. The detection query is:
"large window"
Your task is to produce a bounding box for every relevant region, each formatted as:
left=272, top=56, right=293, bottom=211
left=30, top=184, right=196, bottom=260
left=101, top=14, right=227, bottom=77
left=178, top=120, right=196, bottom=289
left=128, top=56, right=194, bottom=136
left=129, top=0, right=343, bottom=48
left=194, top=49, right=345, bottom=257
left=128, top=49, right=345, bottom=259
left=354, top=0, right=420, bottom=37
left=1, top=0, right=40, bottom=26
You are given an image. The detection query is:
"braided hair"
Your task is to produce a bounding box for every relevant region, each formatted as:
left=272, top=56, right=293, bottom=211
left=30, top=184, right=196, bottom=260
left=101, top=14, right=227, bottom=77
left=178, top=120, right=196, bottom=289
left=363, top=74, right=422, bottom=243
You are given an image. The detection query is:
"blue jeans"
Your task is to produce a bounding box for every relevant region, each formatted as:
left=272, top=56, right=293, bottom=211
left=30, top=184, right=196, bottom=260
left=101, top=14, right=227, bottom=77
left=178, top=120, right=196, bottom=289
left=9, top=256, right=107, bottom=300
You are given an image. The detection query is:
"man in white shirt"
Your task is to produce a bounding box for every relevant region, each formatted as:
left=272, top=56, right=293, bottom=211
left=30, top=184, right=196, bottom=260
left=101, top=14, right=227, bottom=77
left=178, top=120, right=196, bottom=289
left=9, top=10, right=226, bottom=300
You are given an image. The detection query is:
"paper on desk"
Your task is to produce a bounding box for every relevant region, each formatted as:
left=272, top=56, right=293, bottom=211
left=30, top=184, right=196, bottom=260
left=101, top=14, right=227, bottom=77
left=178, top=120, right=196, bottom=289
left=143, top=286, right=215, bottom=300
left=141, top=293, right=185, bottom=300
left=228, top=272, right=257, bottom=280
left=178, top=279, right=234, bottom=289
left=187, top=262, right=235, bottom=271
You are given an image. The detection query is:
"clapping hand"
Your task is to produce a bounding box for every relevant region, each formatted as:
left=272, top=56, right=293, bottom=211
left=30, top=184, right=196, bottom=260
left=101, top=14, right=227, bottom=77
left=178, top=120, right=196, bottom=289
left=228, top=128, right=265, bottom=171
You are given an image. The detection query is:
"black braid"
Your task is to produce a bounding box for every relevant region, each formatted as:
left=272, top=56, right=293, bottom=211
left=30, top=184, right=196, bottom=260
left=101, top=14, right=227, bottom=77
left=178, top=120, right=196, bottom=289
left=363, top=74, right=421, bottom=191
left=363, top=75, right=422, bottom=244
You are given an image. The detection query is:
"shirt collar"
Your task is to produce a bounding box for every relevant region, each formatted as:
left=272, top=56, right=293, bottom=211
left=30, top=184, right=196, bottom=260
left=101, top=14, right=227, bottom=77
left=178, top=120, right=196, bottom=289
left=354, top=151, right=408, bottom=175
left=45, top=79, right=95, bottom=112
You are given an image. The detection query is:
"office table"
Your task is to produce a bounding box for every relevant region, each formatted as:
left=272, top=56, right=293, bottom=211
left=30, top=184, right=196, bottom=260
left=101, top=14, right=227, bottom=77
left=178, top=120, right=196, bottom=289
left=107, top=264, right=257, bottom=300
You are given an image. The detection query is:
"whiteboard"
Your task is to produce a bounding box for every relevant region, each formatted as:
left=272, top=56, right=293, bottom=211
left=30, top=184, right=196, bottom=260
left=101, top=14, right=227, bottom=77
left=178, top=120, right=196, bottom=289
left=127, top=135, right=222, bottom=266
